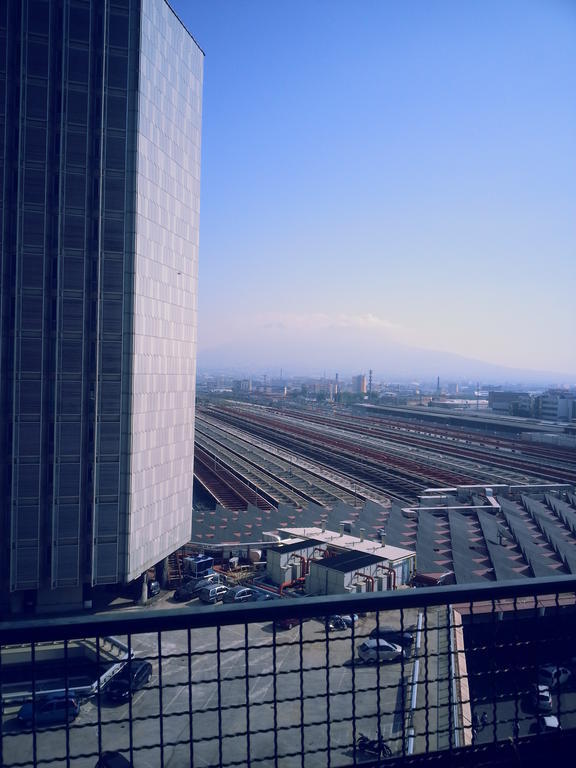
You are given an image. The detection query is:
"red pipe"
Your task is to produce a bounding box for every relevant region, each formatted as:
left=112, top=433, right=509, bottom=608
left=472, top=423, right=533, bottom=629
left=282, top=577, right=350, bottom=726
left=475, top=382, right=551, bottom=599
left=353, top=572, right=375, bottom=592
left=289, top=553, right=308, bottom=577
left=279, top=576, right=306, bottom=595
left=376, top=564, right=397, bottom=590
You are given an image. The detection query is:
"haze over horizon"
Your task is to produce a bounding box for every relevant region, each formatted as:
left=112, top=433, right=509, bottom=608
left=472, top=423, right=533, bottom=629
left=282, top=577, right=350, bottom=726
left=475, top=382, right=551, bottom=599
left=197, top=328, right=576, bottom=386
left=174, top=1, right=576, bottom=378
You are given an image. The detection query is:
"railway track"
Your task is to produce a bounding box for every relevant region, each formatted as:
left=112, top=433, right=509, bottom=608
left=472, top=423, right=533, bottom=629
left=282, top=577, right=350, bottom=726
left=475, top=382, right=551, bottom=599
left=275, top=407, right=575, bottom=483
left=195, top=446, right=275, bottom=511
left=193, top=401, right=574, bottom=513
left=196, top=408, right=486, bottom=508
left=196, top=416, right=399, bottom=507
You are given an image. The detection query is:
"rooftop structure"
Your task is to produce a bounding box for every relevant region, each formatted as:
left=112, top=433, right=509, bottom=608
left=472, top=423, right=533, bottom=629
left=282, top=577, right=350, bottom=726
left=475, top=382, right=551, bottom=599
left=386, top=483, right=576, bottom=584
left=278, top=526, right=414, bottom=564
left=267, top=526, right=415, bottom=595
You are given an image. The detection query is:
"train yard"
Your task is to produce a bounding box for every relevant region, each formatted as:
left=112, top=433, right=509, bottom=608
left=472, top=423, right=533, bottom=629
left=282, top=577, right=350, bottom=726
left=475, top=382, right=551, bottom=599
left=194, top=401, right=576, bottom=512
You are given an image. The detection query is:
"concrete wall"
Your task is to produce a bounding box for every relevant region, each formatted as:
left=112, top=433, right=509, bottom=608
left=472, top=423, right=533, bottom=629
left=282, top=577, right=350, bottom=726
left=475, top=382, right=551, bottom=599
left=306, top=554, right=415, bottom=596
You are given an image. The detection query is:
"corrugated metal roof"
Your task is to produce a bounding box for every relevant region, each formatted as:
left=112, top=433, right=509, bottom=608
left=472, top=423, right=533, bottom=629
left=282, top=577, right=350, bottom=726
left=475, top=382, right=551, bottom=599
left=385, top=484, right=576, bottom=585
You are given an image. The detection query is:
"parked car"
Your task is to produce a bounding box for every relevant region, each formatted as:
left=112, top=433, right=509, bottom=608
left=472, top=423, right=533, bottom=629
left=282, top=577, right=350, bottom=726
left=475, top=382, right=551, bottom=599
left=95, top=751, right=132, bottom=768
left=173, top=575, right=222, bottom=602
left=182, top=571, right=225, bottom=587
left=198, top=584, right=229, bottom=604
left=369, top=626, right=414, bottom=647
left=327, top=614, right=358, bottom=630
left=255, top=591, right=274, bottom=601
left=357, top=639, right=403, bottom=664
left=530, top=684, right=553, bottom=712
left=222, top=587, right=255, bottom=604
left=106, top=660, right=153, bottom=702
left=538, top=665, right=571, bottom=688
left=147, top=580, right=160, bottom=598
left=411, top=571, right=455, bottom=587
left=18, top=694, right=80, bottom=728
left=539, top=714, right=561, bottom=731
left=275, top=617, right=301, bottom=630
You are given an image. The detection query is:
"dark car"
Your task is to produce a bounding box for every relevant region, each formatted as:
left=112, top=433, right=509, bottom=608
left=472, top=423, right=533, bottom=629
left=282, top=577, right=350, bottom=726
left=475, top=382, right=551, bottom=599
left=198, top=584, right=229, bottom=604
left=327, top=614, right=358, bottom=630
left=147, top=580, right=160, bottom=598
left=275, top=615, right=311, bottom=630
left=255, top=591, right=274, bottom=602
left=222, top=587, right=255, bottom=604
left=106, top=660, right=153, bottom=702
left=18, top=694, right=80, bottom=728
left=275, top=616, right=301, bottom=630
left=369, top=626, right=414, bottom=647
left=173, top=577, right=219, bottom=602
left=95, top=751, right=132, bottom=768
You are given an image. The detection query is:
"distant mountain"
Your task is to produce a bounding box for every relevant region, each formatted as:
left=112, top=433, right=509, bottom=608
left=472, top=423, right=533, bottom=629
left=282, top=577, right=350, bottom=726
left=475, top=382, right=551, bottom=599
left=197, top=332, right=576, bottom=386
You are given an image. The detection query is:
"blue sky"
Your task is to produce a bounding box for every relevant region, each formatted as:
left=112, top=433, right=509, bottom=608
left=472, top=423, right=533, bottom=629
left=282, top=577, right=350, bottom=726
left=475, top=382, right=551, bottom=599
left=172, top=0, right=576, bottom=379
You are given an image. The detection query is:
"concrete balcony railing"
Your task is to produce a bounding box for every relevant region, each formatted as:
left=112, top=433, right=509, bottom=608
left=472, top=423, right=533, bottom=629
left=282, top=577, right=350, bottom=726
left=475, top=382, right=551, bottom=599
left=2, top=575, right=576, bottom=767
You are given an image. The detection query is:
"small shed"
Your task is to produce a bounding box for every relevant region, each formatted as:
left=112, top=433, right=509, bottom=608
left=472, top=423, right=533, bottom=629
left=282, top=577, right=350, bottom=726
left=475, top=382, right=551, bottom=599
left=266, top=538, right=326, bottom=586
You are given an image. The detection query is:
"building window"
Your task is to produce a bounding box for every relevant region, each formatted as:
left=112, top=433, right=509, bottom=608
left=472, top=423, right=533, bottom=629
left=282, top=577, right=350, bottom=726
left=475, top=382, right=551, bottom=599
left=20, top=292, right=43, bottom=331
left=20, top=338, right=43, bottom=373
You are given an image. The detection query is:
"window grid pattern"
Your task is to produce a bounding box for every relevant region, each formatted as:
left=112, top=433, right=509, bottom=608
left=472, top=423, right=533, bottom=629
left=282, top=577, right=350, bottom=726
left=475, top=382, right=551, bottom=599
left=0, top=0, right=202, bottom=603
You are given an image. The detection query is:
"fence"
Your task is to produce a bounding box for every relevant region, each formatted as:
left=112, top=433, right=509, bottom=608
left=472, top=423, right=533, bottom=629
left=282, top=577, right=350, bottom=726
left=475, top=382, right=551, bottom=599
left=2, top=575, right=576, bottom=767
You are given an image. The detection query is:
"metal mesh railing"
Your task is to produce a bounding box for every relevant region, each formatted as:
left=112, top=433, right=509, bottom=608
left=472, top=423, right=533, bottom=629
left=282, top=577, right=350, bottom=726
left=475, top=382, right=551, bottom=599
left=2, top=576, right=576, bottom=767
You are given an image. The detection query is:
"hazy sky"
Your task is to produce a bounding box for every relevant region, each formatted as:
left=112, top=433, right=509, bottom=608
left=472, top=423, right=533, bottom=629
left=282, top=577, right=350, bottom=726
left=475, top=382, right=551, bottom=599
left=172, top=0, right=576, bottom=378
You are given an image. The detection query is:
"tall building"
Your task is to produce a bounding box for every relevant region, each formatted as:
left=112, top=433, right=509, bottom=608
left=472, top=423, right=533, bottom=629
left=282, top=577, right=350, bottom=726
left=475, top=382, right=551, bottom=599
left=352, top=374, right=367, bottom=395
left=0, top=0, right=203, bottom=613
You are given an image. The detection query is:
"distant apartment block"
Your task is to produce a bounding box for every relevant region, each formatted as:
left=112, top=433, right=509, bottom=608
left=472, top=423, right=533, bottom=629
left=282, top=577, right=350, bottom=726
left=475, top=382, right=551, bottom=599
left=0, top=0, right=203, bottom=612
left=232, top=379, right=252, bottom=394
left=488, top=390, right=576, bottom=422
left=534, top=390, right=576, bottom=422
left=352, top=374, right=367, bottom=394
left=488, top=391, right=532, bottom=417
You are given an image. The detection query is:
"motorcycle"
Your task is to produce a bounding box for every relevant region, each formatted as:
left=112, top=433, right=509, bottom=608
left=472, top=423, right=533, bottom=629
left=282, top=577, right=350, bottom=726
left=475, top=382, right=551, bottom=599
left=356, top=734, right=392, bottom=758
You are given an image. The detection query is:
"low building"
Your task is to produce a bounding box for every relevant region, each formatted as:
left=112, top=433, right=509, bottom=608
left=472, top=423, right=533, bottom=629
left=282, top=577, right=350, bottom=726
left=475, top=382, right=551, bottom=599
left=232, top=379, right=252, bottom=394
left=266, top=526, right=415, bottom=596
left=352, top=375, right=367, bottom=394
left=488, top=391, right=533, bottom=417
left=534, top=390, right=576, bottom=422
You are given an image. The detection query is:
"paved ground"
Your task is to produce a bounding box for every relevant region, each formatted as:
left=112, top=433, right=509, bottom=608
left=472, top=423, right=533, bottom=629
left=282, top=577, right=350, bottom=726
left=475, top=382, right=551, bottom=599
left=465, top=610, right=576, bottom=745
left=1, top=596, right=419, bottom=768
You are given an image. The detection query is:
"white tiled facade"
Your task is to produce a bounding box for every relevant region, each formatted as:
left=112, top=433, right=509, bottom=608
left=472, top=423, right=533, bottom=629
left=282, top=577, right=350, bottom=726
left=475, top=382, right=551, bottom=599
left=125, top=0, right=202, bottom=580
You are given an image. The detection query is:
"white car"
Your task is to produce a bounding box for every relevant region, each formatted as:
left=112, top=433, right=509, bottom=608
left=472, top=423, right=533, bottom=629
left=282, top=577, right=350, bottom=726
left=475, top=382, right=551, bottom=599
left=538, top=665, right=571, bottom=688
left=539, top=714, right=560, bottom=731
left=357, top=639, right=403, bottom=664
left=530, top=684, right=553, bottom=712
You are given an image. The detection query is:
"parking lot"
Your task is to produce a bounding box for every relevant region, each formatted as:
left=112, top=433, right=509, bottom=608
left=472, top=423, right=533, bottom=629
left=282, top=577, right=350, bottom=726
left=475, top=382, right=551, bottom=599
left=1, top=599, right=418, bottom=767
left=465, top=612, right=576, bottom=742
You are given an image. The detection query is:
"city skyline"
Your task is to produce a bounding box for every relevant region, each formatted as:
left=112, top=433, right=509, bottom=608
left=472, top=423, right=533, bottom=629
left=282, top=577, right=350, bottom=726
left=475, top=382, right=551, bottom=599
left=174, top=0, right=576, bottom=378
